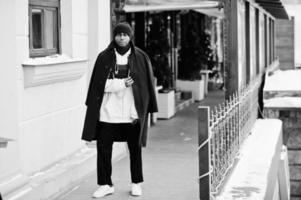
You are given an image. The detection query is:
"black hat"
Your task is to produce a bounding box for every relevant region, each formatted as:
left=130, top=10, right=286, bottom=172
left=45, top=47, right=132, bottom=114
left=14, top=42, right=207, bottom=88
left=113, top=22, right=133, bottom=39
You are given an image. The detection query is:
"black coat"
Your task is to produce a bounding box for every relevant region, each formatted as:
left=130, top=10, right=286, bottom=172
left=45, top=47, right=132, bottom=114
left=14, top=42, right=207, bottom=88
left=81, top=41, right=158, bottom=147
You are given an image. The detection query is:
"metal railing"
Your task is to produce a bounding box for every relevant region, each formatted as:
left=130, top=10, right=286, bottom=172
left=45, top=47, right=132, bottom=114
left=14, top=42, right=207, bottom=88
left=198, top=77, right=261, bottom=199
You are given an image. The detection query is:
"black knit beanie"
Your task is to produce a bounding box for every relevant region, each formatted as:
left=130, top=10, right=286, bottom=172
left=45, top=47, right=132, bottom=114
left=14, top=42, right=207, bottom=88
left=113, top=22, right=133, bottom=39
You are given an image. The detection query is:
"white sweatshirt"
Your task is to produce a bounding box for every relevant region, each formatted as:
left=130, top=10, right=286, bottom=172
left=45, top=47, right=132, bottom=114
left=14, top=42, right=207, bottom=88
left=99, top=49, right=138, bottom=123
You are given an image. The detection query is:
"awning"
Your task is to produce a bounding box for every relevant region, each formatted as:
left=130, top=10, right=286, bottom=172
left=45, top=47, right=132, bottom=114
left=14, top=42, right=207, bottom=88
left=256, top=0, right=289, bottom=19
left=121, top=0, right=220, bottom=13
left=193, top=8, right=224, bottom=18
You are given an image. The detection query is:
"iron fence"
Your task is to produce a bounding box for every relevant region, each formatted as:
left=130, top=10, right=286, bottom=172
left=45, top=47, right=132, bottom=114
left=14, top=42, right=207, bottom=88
left=198, top=77, right=261, bottom=199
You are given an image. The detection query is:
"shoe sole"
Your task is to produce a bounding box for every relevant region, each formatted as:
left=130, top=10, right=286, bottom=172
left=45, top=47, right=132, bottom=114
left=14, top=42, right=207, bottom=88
left=131, top=192, right=142, bottom=197
left=92, top=190, right=114, bottom=198
left=92, top=193, right=114, bottom=198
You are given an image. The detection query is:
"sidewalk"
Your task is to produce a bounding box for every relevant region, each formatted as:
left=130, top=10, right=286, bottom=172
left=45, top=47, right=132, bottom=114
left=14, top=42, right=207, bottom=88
left=55, top=90, right=225, bottom=200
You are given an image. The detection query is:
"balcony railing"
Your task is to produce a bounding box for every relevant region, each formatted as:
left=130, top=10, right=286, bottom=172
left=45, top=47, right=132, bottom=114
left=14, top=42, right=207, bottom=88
left=198, top=76, right=261, bottom=199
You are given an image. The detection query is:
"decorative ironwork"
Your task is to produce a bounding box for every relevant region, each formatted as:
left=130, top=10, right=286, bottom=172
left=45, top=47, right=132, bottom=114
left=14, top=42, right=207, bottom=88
left=198, top=76, right=261, bottom=197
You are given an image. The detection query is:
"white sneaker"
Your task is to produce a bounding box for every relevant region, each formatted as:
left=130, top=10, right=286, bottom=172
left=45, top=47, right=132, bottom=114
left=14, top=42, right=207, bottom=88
left=92, top=185, right=114, bottom=198
left=131, top=183, right=142, bottom=196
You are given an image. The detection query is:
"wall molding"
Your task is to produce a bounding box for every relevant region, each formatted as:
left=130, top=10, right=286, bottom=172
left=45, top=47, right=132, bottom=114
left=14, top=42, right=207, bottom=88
left=22, top=56, right=87, bottom=88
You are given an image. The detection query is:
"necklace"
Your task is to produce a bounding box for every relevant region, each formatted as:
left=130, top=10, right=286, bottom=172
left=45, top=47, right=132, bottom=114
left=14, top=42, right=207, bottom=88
left=114, top=64, right=119, bottom=75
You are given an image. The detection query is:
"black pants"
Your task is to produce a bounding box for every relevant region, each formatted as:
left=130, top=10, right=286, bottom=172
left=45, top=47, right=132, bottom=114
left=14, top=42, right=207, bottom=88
left=96, top=121, right=143, bottom=186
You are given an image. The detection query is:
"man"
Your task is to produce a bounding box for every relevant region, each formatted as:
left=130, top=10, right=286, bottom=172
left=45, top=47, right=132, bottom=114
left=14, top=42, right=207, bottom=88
left=82, top=22, right=158, bottom=198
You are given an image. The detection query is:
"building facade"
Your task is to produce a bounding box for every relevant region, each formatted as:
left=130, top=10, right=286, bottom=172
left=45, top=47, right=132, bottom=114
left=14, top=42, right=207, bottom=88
left=0, top=0, right=124, bottom=199
left=0, top=0, right=292, bottom=199
left=223, top=0, right=290, bottom=97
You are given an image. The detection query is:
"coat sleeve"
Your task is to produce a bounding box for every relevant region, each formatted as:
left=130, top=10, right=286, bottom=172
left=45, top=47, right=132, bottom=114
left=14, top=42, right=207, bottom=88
left=144, top=53, right=158, bottom=113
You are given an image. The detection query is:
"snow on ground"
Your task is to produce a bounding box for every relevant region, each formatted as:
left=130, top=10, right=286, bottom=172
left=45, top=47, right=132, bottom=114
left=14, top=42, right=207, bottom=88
left=264, top=69, right=301, bottom=91
left=264, top=69, right=301, bottom=108
left=216, top=119, right=283, bottom=200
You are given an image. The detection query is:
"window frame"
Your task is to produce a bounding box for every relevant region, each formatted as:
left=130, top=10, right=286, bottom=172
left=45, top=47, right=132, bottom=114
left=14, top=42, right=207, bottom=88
left=29, top=0, right=60, bottom=58
left=255, top=8, right=259, bottom=75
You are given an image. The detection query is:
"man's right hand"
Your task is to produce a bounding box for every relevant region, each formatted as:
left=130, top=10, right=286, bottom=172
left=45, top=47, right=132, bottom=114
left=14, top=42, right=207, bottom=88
left=125, top=77, right=134, bottom=87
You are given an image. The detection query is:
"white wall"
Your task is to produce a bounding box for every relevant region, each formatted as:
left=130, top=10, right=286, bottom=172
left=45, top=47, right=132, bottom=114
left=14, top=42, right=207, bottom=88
left=284, top=4, right=301, bottom=66
left=16, top=0, right=88, bottom=174
left=1, top=0, right=119, bottom=197
left=98, top=0, right=112, bottom=52
left=0, top=0, right=21, bottom=181
left=88, top=0, right=111, bottom=83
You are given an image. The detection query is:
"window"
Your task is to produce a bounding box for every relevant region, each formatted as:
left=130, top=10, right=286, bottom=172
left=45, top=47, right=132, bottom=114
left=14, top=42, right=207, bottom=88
left=29, top=0, right=60, bottom=57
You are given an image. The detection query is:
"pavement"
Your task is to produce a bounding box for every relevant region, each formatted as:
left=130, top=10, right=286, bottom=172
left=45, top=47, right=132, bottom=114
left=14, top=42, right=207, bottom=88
left=55, top=90, right=225, bottom=200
